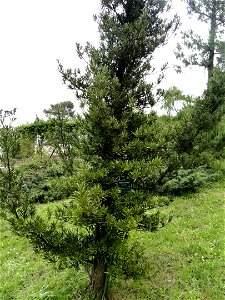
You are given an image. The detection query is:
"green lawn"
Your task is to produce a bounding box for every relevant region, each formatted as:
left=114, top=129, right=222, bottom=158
left=0, top=181, right=224, bottom=299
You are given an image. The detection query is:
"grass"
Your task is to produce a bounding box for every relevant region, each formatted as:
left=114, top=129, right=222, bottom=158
left=0, top=221, right=88, bottom=300
left=0, top=180, right=225, bottom=299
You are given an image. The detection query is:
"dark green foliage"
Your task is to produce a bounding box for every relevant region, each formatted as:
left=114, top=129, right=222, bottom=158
left=191, top=69, right=225, bottom=133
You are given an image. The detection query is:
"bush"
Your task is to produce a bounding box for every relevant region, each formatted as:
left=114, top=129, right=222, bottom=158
left=16, top=158, right=69, bottom=203
left=160, top=168, right=211, bottom=195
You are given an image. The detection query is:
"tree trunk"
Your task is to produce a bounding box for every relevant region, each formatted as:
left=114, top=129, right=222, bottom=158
left=91, top=257, right=107, bottom=299
left=207, top=3, right=217, bottom=83
left=208, top=48, right=215, bottom=82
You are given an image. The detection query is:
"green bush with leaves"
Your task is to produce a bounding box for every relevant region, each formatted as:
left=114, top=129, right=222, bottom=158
left=15, top=157, right=70, bottom=203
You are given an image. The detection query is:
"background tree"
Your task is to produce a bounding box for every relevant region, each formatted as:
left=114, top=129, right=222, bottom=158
left=1, top=1, right=178, bottom=299
left=43, top=100, right=75, bottom=120
left=176, top=0, right=225, bottom=82
left=43, top=101, right=80, bottom=175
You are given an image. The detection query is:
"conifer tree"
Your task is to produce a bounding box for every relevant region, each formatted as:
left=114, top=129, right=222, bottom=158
left=43, top=101, right=75, bottom=120
left=1, top=1, right=178, bottom=298
left=176, top=0, right=225, bottom=82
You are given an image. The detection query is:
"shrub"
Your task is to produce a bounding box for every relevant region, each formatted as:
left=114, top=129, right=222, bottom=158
left=16, top=158, right=68, bottom=203
left=160, top=168, right=211, bottom=195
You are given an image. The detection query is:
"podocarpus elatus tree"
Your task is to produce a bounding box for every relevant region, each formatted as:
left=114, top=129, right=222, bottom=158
left=57, top=1, right=178, bottom=295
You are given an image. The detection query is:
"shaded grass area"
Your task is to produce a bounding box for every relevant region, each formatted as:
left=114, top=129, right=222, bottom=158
left=0, top=181, right=225, bottom=299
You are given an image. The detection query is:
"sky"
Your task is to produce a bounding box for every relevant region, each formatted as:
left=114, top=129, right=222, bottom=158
left=0, top=0, right=208, bottom=125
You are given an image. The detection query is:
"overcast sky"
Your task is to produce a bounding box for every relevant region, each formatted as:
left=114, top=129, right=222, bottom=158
left=0, top=0, right=208, bottom=125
